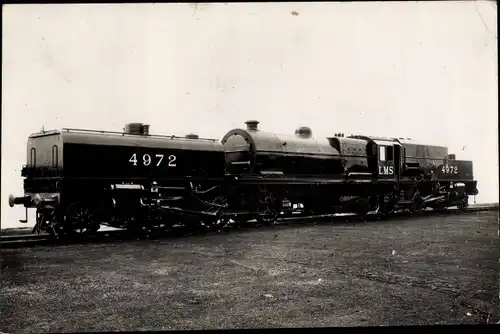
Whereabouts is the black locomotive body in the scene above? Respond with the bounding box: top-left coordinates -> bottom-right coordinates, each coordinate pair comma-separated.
222,121 -> 344,176
11,123 -> 227,235
348,135 -> 478,212
8,120 -> 480,237
221,121 -> 384,216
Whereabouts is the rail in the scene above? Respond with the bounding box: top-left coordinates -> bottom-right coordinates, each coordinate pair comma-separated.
1,204 -> 497,249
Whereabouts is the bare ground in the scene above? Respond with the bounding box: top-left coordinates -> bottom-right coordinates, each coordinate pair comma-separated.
1,210 -> 499,332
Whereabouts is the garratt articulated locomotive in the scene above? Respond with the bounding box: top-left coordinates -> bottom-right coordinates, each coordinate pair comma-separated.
8,120 -> 479,237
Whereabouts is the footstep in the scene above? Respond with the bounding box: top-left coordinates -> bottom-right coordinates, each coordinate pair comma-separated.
466,312 -> 472,316
264,294 -> 273,298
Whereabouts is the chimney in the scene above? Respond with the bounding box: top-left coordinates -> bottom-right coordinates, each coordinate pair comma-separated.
245,120 -> 259,131
295,126 -> 312,139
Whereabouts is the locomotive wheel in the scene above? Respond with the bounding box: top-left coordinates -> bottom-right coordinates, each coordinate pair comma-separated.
33,210 -> 46,235
431,201 -> 447,212
33,209 -> 61,237
457,197 -> 469,212
411,194 -> 425,214
145,219 -> 166,236
205,216 -> 231,232
257,211 -> 280,225
47,211 -> 63,237
64,202 -> 100,236
256,188 -> 282,225
354,198 -> 371,216
146,210 -> 171,235
255,186 -> 281,225
376,193 -> 396,218
257,191 -> 282,226
232,216 -> 251,229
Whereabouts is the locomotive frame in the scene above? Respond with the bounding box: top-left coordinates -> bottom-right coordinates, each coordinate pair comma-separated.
8,121 -> 479,238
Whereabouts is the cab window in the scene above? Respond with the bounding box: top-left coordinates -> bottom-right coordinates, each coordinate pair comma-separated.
379,146 -> 386,161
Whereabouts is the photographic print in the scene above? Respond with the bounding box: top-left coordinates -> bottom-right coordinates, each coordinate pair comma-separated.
1,2 -> 498,332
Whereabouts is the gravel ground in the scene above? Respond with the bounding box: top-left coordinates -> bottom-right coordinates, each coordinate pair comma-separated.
1,210 -> 499,332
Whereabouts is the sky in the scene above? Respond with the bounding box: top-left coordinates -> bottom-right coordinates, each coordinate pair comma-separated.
2,2 -> 498,229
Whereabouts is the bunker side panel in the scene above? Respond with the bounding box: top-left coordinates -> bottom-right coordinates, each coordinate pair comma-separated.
62,143 -> 226,179
435,160 -> 474,180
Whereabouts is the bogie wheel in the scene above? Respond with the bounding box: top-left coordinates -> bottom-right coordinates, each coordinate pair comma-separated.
64,202 -> 100,236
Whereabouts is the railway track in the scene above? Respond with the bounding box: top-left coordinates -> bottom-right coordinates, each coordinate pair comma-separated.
1,204 -> 497,249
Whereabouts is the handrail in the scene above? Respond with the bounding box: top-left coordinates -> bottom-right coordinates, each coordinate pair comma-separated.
60,127 -> 219,142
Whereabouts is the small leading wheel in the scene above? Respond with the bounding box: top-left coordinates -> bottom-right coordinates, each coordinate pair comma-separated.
64,202 -> 100,236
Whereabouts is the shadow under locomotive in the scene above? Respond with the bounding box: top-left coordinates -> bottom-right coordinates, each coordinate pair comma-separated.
8,121 -> 479,239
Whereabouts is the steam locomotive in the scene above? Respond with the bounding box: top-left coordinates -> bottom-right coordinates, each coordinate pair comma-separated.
8,121 -> 479,237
